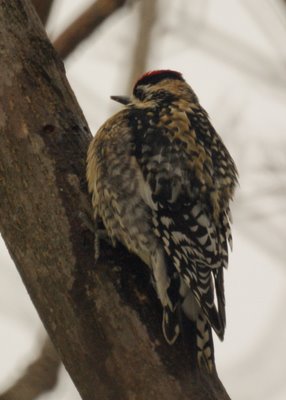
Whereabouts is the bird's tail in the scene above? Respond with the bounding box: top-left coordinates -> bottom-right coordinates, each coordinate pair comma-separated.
196,310 -> 214,372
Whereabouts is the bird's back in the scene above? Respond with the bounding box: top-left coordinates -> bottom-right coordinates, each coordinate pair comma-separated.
86,70 -> 238,371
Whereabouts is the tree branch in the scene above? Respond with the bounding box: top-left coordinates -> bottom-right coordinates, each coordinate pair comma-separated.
0,1 -> 230,399
0,337 -> 60,400
31,0 -> 54,26
53,0 -> 127,60
128,0 -> 157,90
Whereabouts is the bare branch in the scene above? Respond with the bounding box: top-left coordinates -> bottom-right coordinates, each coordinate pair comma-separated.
0,337 -> 60,400
128,0 -> 157,90
53,0 -> 127,60
31,0 -> 54,26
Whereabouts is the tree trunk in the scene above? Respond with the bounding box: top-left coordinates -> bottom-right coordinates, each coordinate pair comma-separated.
0,1 -> 231,399
31,0 -> 54,25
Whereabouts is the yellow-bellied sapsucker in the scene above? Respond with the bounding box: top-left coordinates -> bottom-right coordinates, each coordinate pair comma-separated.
86,70 -> 238,371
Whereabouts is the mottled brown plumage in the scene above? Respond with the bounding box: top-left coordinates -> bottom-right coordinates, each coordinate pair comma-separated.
87,70 -> 238,371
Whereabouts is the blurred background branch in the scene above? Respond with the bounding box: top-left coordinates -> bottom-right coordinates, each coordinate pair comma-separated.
0,337 -> 60,400
128,0 -> 157,90
53,0 -> 128,59
178,18 -> 286,90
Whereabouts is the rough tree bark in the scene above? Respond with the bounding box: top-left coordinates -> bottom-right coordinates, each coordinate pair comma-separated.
31,0 -> 54,25
0,1 -> 231,399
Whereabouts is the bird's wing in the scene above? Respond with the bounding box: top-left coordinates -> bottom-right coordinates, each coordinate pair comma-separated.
133,108 -> 231,338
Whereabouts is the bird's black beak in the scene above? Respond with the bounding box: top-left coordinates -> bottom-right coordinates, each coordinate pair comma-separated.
110,95 -> 131,105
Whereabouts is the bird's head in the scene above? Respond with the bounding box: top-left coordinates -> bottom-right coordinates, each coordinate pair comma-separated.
111,70 -> 197,108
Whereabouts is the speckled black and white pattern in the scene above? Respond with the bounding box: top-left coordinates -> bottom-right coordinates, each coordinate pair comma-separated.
87,70 -> 238,371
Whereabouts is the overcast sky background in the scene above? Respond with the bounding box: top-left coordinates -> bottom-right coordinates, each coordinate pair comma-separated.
1,0 -> 286,399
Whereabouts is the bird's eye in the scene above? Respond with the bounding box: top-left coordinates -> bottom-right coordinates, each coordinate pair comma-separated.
134,87 -> 145,101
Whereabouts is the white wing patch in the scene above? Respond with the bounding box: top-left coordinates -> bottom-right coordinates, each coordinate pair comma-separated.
171,231 -> 190,246
161,216 -> 173,228
131,156 -> 157,210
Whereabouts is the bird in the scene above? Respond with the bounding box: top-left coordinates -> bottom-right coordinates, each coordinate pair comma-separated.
86,69 -> 238,371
